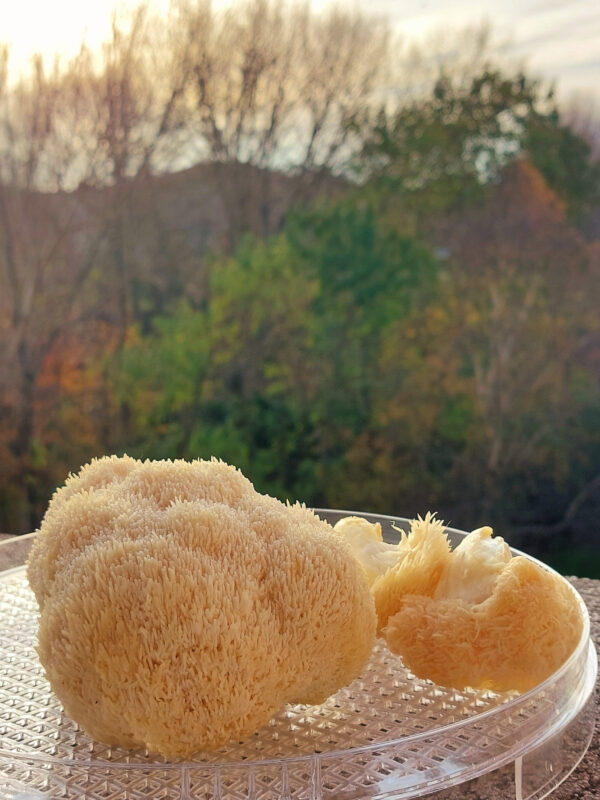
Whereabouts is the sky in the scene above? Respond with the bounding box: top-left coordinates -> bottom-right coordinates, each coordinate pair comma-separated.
365,0 -> 600,101
3,0 -> 599,103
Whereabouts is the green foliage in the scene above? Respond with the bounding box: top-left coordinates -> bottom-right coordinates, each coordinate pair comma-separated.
112,200 -> 440,508
4,63 -> 599,575
110,235 -> 320,498
361,71 -> 539,216
361,69 -> 600,231
288,202 -> 436,326
525,119 -> 600,222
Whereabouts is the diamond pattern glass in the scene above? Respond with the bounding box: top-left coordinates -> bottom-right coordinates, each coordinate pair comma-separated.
0,513 -> 596,799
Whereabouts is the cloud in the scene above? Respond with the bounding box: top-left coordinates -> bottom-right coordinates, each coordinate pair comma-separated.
362,0 -> 600,101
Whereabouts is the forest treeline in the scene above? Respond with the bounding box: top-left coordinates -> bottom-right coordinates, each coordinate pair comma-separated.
0,1 -> 599,575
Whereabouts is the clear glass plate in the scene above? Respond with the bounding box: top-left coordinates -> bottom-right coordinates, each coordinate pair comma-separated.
0,510 -> 596,800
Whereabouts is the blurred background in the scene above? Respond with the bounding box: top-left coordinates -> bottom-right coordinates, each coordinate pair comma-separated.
0,0 -> 598,575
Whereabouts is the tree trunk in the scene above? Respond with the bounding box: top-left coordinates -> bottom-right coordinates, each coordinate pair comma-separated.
9,340 -> 38,532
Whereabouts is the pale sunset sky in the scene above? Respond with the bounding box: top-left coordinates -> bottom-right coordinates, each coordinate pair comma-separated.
3,0 -> 599,103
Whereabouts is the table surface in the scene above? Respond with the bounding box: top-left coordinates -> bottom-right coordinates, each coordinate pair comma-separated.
1,533 -> 598,800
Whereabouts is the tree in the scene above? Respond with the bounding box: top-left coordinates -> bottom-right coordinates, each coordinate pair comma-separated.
111,197 -> 439,509
360,70 -> 537,218
430,160 -> 600,531
0,51 -> 112,531
113,234 -> 321,500
0,5 -> 191,529
59,5 -> 193,331
360,68 -> 600,233
562,93 -> 600,161
524,112 -> 600,225
283,199 -> 438,508
176,0 -> 390,239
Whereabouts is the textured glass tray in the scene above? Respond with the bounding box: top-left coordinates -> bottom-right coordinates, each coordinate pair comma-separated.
0,510 -> 596,800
